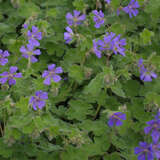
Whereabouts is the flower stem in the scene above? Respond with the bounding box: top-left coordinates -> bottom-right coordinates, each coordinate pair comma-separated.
28,56 -> 31,69
106,54 -> 110,66
81,54 -> 86,67
0,124 -> 3,136
94,103 -> 101,119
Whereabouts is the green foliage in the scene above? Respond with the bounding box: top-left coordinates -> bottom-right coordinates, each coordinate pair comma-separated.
0,0 -> 159,160
140,28 -> 154,45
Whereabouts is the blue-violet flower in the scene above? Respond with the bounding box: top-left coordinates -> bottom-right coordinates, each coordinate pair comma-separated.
111,34 -> 126,56
27,26 -> 42,47
134,142 -> 154,160
42,64 -> 63,85
144,118 -> 160,143
152,141 -> 160,159
66,10 -> 86,26
29,90 -> 48,110
93,40 -> 102,58
20,43 -> 41,63
105,0 -> 111,4
122,0 -> 140,18
108,112 -> 126,127
64,26 -> 74,43
92,10 -> 104,28
138,59 -> 157,82
0,66 -> 22,85
23,24 -> 28,29
0,50 -> 10,66
94,32 -> 126,57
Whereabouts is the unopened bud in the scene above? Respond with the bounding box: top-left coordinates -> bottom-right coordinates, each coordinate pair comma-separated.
84,68 -> 92,79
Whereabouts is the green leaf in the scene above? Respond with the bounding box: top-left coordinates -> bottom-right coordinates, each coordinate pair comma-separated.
110,23 -> 126,35
69,65 -> 84,84
22,121 -> 35,134
67,100 -> 93,121
83,73 -> 104,95
111,81 -> 126,98
18,2 -> 40,18
16,97 -> 29,113
79,120 -> 108,136
73,0 -> 86,11
47,8 -> 57,17
140,28 -> 154,45
0,139 -> 13,158
34,116 -> 46,132
103,152 -> 121,160
123,80 -> 140,97
111,0 -> 120,9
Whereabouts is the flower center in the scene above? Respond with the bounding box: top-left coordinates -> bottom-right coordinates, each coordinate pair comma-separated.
143,149 -> 149,153
73,17 -> 78,23
49,70 -> 55,76
35,96 -> 41,102
153,123 -> 158,129
97,16 -> 103,22
27,51 -> 33,56
8,73 -> 14,79
113,114 -> 121,120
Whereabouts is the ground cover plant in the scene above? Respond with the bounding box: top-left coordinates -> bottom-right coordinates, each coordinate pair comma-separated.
0,0 -> 160,159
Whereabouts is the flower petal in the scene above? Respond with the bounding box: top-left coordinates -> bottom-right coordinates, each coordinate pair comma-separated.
10,66 -> 18,73
8,78 -> 16,85
48,64 -> 55,70
44,76 -> 51,85
52,75 -> 61,82
55,67 -> 63,74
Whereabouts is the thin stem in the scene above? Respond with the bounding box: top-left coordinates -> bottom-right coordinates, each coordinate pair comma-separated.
45,0 -> 49,20
112,125 -> 119,136
38,108 -> 41,115
81,54 -> 86,67
0,124 -> 3,136
96,0 -> 98,10
106,54 -> 110,66
74,25 -> 78,34
94,104 -> 101,119
73,82 -> 78,91
27,56 -> 31,69
3,112 -> 5,136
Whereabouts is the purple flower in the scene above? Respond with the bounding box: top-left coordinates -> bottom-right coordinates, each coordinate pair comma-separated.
92,10 -> 104,28
64,26 -> 74,43
93,40 -> 102,58
66,10 -> 86,26
29,90 -> 48,110
134,142 -> 154,160
0,66 -> 22,85
96,32 -> 126,56
138,58 -> 157,82
111,35 -> 126,56
138,58 -> 145,74
42,64 -> 63,85
152,141 -> 160,159
122,0 -> 140,18
0,50 -> 10,66
117,8 -> 121,16
140,70 -> 157,82
27,26 -> 42,47
144,119 -> 160,143
105,0 -> 110,4
108,112 -> 126,127
99,32 -> 116,51
23,24 -> 28,29
155,111 -> 160,120
20,43 -> 41,63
